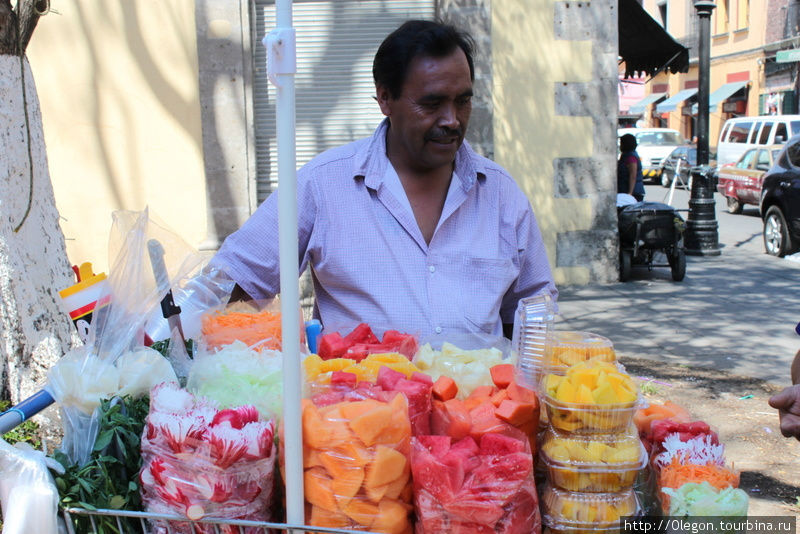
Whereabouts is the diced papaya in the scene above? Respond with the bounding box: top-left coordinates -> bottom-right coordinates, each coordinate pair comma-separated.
431,399 -> 472,440
495,399 -> 536,426
432,375 -> 459,401
343,498 -> 380,527
489,364 -> 515,389
372,498 -> 410,534
506,381 -> 538,404
349,404 -> 393,446
383,463 -> 410,499
302,400 -> 332,449
365,446 -> 407,488
365,481 -> 390,503
304,467 -> 337,513
375,394 -> 412,448
328,441 -> 372,469
469,401 -> 505,439
309,505 -> 350,528
490,388 -> 510,407
468,385 -> 498,400
340,399 -> 382,421
400,482 -> 413,503
331,466 -> 364,507
304,447 -> 323,469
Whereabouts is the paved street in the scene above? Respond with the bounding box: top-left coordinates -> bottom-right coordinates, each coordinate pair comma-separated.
557,184 -> 800,386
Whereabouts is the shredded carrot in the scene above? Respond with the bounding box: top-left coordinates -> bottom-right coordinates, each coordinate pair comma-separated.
658,457 -> 739,511
201,308 -> 283,351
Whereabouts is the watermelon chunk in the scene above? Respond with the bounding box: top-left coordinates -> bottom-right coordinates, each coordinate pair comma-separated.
330,371 -> 358,389
394,377 -> 432,435
479,433 -> 525,456
411,372 -> 434,386
376,366 -> 407,391
317,332 -> 349,360
416,435 -> 451,458
343,323 -> 380,345
382,330 -> 418,358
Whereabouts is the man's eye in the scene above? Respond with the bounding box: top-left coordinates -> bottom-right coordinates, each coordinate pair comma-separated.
457,96 -> 472,106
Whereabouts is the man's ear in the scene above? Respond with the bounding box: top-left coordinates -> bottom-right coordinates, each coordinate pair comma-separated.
376,85 -> 392,117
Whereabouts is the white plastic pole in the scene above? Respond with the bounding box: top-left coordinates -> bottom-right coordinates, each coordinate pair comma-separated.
263,2 -> 303,527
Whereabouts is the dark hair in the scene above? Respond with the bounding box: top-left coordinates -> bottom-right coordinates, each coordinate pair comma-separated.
620,133 -> 637,152
373,20 -> 475,99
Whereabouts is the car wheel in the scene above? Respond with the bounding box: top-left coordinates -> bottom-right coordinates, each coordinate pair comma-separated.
763,206 -> 795,257
726,196 -> 743,214
668,248 -> 686,282
619,250 -> 632,282
661,171 -> 672,188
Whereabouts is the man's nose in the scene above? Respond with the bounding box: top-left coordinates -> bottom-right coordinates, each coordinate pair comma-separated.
439,102 -> 459,129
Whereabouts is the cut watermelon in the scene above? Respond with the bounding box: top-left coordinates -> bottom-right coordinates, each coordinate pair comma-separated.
317,332 -> 349,360
479,433 -> 525,456
416,435 -> 451,458
394,377 -> 432,436
343,323 -> 380,345
330,371 -> 358,389
376,366 -> 407,391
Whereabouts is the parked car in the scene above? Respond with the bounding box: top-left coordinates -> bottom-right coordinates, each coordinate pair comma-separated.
716,115 -> 800,169
716,146 -> 781,214
618,128 -> 684,184
659,145 -> 696,188
760,135 -> 800,257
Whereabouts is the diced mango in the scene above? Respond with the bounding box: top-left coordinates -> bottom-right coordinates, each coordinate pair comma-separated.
304,467 -> 337,513
365,446 -> 407,488
349,404 -> 393,446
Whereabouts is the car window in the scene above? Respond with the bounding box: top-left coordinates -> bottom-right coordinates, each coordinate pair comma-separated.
756,149 -> 772,170
791,121 -> 800,137
636,131 -> 682,146
758,122 -> 774,144
737,149 -> 756,169
688,148 -> 697,162
786,140 -> 800,167
720,122 -> 732,143
774,123 -> 788,143
729,121 -> 752,143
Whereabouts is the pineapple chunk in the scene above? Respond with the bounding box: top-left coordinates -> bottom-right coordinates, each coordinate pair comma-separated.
555,379 -> 577,403
575,383 -> 595,404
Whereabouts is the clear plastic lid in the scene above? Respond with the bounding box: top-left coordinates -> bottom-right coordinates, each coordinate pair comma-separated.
543,331 -> 616,373
541,426 -> 646,468
512,294 -> 556,390
541,484 -> 640,528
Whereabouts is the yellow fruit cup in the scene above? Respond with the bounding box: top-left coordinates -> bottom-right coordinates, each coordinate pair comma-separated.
541,484 -> 639,533
544,331 -> 616,374
540,428 -> 647,492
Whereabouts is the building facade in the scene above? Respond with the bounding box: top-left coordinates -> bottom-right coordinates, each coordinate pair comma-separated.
28,0 -> 621,287
632,0 -> 800,152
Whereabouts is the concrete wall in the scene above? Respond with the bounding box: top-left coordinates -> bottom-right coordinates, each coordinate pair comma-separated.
492,0 -> 619,285
27,1 -> 207,272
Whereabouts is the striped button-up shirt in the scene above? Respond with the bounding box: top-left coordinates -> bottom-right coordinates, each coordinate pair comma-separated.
212,120 -> 557,340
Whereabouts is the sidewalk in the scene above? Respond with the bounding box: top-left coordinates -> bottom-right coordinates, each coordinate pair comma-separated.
557,203 -> 800,387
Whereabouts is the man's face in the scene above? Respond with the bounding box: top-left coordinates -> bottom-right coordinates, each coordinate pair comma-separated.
377,48 -> 473,174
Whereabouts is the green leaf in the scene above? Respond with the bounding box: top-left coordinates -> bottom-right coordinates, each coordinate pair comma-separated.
128,481 -> 138,492
93,429 -> 114,451
108,495 -> 126,509
77,501 -> 97,511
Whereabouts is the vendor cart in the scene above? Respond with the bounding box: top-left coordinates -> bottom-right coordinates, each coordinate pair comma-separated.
618,201 -> 686,282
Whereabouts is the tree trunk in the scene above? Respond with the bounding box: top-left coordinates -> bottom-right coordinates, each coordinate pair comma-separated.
0,54 -> 77,410
0,0 -> 46,55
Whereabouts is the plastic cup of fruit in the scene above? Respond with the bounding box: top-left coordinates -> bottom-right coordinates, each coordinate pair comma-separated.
541,393 -> 640,434
541,484 -> 640,534
543,331 -> 616,374
540,427 -> 647,492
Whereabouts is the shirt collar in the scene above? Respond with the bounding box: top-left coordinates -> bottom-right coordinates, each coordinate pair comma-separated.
356,118 -> 485,192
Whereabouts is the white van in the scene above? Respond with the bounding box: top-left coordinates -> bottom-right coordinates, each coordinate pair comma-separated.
618,128 -> 684,183
716,115 -> 800,168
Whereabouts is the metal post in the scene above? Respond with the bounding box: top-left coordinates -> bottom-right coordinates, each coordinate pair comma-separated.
685,0 -> 721,256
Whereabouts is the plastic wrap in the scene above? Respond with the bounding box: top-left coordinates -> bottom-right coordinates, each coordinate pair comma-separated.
45,209 -> 197,465
661,481 -> 748,517
413,336 -> 513,399
139,383 -> 276,533
186,340 -> 283,421
296,381 -> 413,533
541,361 -> 640,434
304,353 -> 421,385
0,439 -> 64,534
540,427 -> 647,492
411,433 -> 541,534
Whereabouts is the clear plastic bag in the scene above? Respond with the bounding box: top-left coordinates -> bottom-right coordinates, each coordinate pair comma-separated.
139,383 -> 276,533
45,209 -> 202,466
291,381 -> 414,532
0,439 -> 65,534
200,299 -> 306,353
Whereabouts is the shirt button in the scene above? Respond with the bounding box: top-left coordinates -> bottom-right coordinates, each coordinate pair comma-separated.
435,326 -> 442,334
429,265 -> 436,273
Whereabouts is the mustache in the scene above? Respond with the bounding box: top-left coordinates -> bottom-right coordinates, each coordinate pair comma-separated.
425,127 -> 463,141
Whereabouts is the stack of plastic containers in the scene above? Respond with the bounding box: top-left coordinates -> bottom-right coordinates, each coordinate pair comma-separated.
511,294 -> 556,393
537,332 -> 645,534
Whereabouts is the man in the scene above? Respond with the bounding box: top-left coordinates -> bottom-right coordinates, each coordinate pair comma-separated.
210,20 -> 557,339
768,346 -> 800,441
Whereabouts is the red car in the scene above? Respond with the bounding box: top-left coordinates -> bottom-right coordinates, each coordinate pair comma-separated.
716,146 -> 781,214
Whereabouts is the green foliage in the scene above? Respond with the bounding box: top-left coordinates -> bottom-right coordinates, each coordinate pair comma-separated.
53,395 -> 150,534
150,338 -> 195,360
0,399 -> 41,449
639,382 -> 660,395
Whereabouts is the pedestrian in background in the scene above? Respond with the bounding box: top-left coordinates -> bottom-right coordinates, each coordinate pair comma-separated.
617,133 -> 645,202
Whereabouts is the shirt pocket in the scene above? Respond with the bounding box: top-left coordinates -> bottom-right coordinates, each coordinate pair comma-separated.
460,256 -> 516,335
